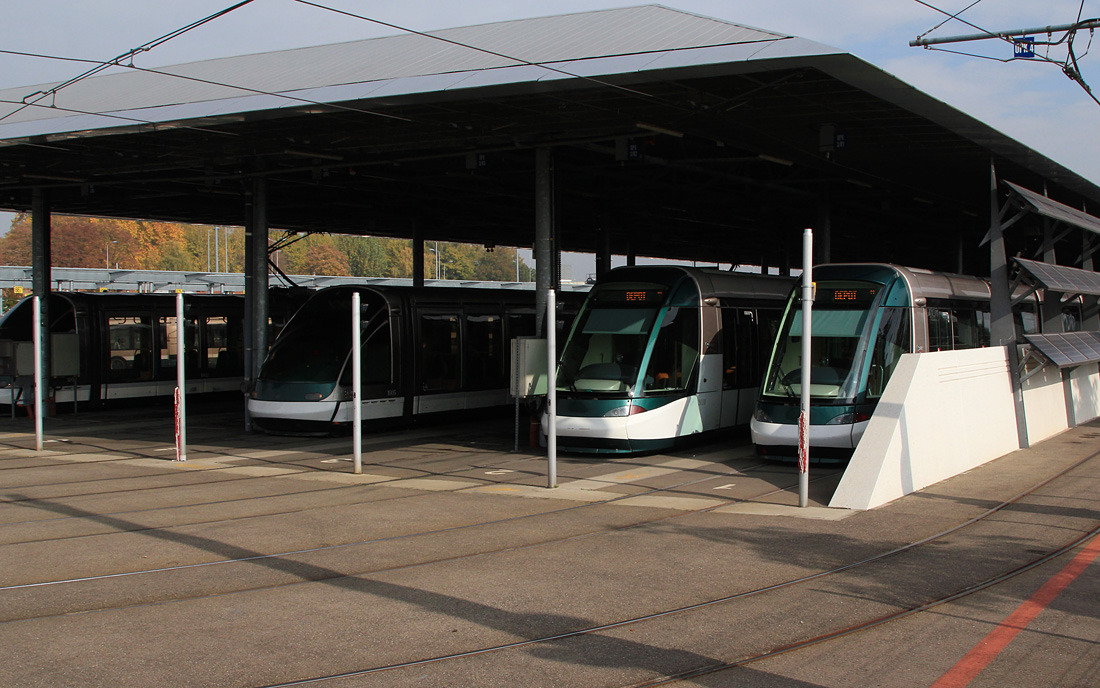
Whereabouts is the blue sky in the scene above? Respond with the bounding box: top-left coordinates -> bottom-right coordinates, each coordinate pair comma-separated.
1,1 -> 1097,273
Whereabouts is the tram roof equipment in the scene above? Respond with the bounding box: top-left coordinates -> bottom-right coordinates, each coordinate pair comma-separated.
2,6 -> 1100,271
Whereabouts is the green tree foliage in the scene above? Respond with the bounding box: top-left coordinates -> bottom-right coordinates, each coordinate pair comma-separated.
0,214 -> 535,281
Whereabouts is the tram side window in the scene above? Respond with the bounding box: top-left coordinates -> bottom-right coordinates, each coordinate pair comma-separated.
953,307 -> 991,349
107,316 -> 153,383
929,302 -> 993,351
867,308 -> 911,399
157,316 -> 198,380
465,315 -> 505,391
928,308 -> 954,352
644,307 -> 699,392
206,316 -> 243,376
1015,307 -> 1039,336
1063,304 -> 1082,332
507,313 -> 536,339
420,315 -> 461,392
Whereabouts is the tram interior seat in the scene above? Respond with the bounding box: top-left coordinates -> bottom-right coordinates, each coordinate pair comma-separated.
574,362 -> 633,392
781,366 -> 845,386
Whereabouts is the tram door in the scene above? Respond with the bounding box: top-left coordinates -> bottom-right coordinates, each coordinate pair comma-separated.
416,312 -> 462,414
719,307 -> 781,427
105,311 -> 155,399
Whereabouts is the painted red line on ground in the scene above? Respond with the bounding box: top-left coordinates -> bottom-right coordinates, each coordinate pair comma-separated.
932,535 -> 1100,688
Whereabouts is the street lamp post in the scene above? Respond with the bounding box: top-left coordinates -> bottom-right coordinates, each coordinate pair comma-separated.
106,240 -> 118,268
428,243 -> 441,280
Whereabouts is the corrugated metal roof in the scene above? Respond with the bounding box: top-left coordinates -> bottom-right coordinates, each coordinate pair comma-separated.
0,5 -> 794,135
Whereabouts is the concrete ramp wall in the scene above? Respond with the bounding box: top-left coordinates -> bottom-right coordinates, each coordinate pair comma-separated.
830,347 -> 1100,510
829,348 -> 1021,510
1021,365 -> 1070,444
1070,364 -> 1100,425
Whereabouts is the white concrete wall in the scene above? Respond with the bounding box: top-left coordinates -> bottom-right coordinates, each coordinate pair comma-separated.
829,348 -> 1021,510
1070,363 -> 1100,424
1021,366 -> 1070,444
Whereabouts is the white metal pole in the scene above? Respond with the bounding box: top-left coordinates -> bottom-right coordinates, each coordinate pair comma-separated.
175,292 -> 187,462
214,227 -> 219,272
799,229 -> 814,507
546,288 -> 557,488
32,295 -> 43,451
351,291 -> 363,474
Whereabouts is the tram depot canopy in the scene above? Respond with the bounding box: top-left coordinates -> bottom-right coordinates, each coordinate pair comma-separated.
1,4 -> 1100,273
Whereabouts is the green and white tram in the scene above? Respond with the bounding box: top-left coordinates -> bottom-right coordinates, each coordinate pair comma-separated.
545,265 -> 792,454
750,263 -> 1051,459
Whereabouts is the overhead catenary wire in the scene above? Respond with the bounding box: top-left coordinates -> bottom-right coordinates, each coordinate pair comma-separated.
291,0 -> 660,103
0,0 -> 708,152
911,0 -> 1100,106
0,50 -> 415,131
0,0 -> 259,125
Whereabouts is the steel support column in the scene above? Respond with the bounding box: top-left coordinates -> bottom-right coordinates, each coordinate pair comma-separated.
988,162 -> 1028,449
1084,235 -> 1099,329
31,188 -> 50,402
243,177 -> 270,429
1041,219 -> 1063,333
534,148 -> 555,336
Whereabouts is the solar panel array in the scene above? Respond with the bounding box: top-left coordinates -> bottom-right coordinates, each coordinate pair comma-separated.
1005,181 -> 1100,237
1024,332 -> 1100,368
1014,258 -> 1100,296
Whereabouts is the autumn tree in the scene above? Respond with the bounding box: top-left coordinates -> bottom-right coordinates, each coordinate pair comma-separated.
301,237 -> 351,275
0,214 -> 535,280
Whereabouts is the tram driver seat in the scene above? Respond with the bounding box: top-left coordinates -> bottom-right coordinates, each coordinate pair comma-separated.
131,352 -> 149,380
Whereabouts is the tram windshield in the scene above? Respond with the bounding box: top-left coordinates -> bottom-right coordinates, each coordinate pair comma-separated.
763,282 -> 879,401
260,295 -> 351,386
556,282 -> 668,394
259,288 -> 393,394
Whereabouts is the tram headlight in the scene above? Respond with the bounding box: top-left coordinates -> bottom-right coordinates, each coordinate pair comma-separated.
752,408 -> 772,423
603,405 -> 647,417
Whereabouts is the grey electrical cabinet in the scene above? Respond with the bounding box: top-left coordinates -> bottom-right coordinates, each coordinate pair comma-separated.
13,334 -> 81,377
510,337 -> 549,398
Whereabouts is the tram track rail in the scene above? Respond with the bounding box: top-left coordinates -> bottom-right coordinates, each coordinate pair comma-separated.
234,446 -> 1100,688
628,523 -> 1100,687
0,463 -> 833,616
0,422 -> 550,497
0,439 -> 780,534
0,453 -> 770,533
0,458 -> 779,546
2,416 -> 1096,687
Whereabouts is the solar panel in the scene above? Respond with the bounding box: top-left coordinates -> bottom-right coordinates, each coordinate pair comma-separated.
1014,258 -> 1100,297
1006,181 -> 1100,238
1024,332 -> 1100,368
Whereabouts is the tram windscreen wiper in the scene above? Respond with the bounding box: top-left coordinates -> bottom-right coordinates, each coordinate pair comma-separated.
773,365 -> 796,398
